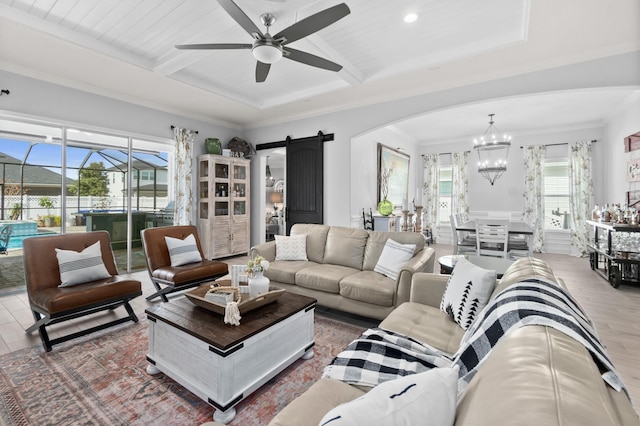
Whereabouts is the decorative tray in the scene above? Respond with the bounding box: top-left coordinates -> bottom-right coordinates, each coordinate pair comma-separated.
185,285 -> 285,316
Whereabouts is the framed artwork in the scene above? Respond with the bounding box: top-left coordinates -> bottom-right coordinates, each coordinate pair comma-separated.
377,143 -> 410,208
628,158 -> 640,182
624,131 -> 640,152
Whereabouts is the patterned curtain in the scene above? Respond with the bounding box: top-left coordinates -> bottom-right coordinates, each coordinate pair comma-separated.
423,154 -> 440,242
173,127 -> 196,225
569,140 -> 593,256
451,151 -> 469,218
523,145 -> 546,252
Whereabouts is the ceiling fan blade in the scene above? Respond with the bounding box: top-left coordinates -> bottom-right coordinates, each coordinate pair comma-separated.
284,47 -> 342,72
175,43 -> 252,50
274,3 -> 350,45
256,61 -> 271,83
217,0 -> 264,39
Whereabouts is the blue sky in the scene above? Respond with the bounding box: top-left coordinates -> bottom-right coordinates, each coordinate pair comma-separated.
0,138 -> 168,179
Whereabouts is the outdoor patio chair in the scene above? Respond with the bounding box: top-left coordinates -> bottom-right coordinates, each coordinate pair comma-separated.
23,231 -> 142,352
141,225 -> 228,302
0,224 -> 12,255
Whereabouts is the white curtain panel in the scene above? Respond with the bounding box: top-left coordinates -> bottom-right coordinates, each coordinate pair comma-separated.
523,145 -> 546,252
423,154 -> 440,242
569,140 -> 594,257
173,127 -> 195,226
451,151 -> 469,218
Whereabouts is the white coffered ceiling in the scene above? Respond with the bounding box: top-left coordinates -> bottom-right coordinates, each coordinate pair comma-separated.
0,0 -> 639,134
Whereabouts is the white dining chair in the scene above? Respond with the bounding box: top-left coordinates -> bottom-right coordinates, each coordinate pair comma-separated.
508,219 -> 536,259
476,219 -> 509,258
450,214 -> 475,255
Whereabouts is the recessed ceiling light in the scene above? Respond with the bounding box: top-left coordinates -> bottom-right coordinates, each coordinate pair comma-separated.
404,13 -> 418,23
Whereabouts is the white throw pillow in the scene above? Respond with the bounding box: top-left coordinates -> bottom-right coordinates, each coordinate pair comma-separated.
373,239 -> 416,281
318,366 -> 458,426
275,234 -> 308,261
165,234 -> 202,266
440,257 -> 496,330
55,241 -> 111,287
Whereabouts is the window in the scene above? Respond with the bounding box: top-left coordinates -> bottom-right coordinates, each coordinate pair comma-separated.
544,161 -> 571,229
439,167 -> 452,221
141,170 -> 155,181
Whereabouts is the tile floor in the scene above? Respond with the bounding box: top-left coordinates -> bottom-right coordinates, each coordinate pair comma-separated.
1,245 -> 639,414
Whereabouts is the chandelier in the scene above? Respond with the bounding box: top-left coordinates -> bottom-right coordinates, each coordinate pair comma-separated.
473,114 -> 511,185
265,156 -> 275,187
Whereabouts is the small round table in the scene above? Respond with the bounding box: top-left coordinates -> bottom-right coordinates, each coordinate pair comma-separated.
438,255 -> 514,278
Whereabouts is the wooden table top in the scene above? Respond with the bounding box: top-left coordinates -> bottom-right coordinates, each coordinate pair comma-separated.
146,290 -> 316,351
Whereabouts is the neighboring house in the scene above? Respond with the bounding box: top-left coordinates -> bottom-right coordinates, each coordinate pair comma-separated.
106,160 -> 168,199
0,151 -> 75,196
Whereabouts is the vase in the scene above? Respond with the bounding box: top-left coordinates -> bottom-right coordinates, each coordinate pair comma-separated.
377,198 -> 393,216
249,271 -> 270,298
205,138 -> 222,155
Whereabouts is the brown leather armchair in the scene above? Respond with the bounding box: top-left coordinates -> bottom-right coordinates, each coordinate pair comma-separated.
23,231 -> 142,352
141,225 -> 228,302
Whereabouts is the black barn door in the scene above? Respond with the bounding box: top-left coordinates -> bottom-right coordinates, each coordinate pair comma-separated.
285,135 -> 323,234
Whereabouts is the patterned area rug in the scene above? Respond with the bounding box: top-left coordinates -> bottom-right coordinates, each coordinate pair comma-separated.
0,315 -> 365,425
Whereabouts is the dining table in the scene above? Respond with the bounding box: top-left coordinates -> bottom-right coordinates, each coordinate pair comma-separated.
457,220 -> 534,256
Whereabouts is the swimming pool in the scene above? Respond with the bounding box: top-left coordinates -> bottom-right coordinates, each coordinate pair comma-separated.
6,231 -> 58,250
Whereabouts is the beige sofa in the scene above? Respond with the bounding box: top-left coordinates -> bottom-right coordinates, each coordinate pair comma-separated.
269,257 -> 640,426
250,224 -> 435,321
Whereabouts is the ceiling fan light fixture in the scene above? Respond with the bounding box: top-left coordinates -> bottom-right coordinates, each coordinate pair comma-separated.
252,41 -> 283,64
404,13 -> 418,23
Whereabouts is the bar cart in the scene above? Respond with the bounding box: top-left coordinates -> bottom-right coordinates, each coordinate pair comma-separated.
587,219 -> 640,288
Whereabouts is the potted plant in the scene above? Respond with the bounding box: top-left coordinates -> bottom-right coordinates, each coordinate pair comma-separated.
38,196 -> 56,227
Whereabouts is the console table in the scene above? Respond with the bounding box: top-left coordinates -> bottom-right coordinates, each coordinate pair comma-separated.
587,219 -> 640,288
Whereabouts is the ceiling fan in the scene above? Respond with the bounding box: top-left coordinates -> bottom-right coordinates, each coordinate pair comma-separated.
176,0 -> 350,82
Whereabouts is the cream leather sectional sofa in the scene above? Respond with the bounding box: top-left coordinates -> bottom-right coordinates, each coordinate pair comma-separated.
250,223 -> 435,321
268,257 -> 640,426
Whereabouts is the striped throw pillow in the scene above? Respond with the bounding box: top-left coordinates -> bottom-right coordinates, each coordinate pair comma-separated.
55,241 -> 111,287
165,234 -> 203,266
373,239 -> 416,281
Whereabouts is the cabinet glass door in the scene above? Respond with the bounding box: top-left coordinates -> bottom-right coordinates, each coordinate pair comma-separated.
233,164 -> 246,180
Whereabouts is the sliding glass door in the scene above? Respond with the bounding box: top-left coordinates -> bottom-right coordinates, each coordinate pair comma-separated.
0,116 -> 171,292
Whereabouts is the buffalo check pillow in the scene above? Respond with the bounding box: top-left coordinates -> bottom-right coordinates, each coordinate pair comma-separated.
165,234 -> 203,266
373,239 -> 416,281
275,234 -> 308,261
440,257 -> 496,330
318,366 -> 458,426
55,241 -> 111,287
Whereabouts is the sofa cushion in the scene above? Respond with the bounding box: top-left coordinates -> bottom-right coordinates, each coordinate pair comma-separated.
323,227 -> 369,270
291,223 -> 330,263
440,257 -> 496,330
269,378 -> 366,426
296,264 -> 359,294
275,234 -> 308,261
318,366 -> 458,426
456,325 -> 639,426
363,231 -> 425,271
373,239 -> 416,280
339,271 -> 396,307
493,256 -> 559,297
380,302 -> 464,355
265,261 -> 317,285
55,241 -> 112,287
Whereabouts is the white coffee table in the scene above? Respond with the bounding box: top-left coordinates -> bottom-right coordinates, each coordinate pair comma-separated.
145,291 -> 316,424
